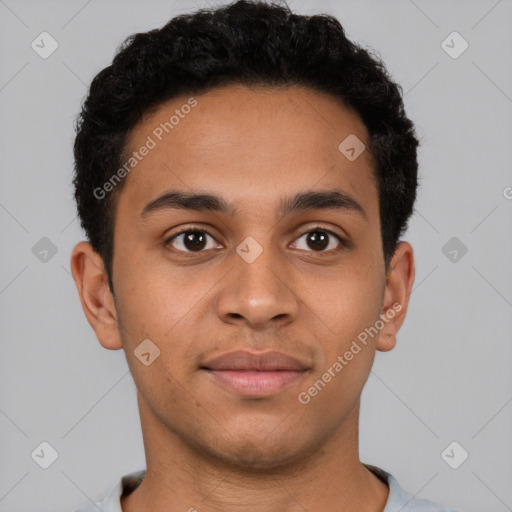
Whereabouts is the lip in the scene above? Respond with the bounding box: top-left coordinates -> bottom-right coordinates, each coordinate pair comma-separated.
201,350 -> 309,397
202,350 -> 308,371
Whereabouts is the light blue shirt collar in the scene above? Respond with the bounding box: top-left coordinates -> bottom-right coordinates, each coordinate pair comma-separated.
76,464 -> 459,512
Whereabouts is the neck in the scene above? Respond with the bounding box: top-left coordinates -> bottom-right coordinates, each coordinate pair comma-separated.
121,393 -> 389,512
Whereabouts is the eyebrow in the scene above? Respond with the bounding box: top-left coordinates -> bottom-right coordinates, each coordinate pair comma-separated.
140,188 -> 367,221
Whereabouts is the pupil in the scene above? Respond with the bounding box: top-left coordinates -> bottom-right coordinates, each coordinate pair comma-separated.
308,231 -> 328,251
184,231 -> 206,251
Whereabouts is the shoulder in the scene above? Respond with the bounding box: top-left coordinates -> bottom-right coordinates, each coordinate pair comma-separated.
73,469 -> 146,512
364,464 -> 462,512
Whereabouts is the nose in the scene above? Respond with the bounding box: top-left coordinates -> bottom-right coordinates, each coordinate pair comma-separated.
215,244 -> 299,330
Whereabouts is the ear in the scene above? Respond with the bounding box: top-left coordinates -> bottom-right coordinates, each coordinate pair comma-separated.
377,241 -> 415,352
70,241 -> 123,350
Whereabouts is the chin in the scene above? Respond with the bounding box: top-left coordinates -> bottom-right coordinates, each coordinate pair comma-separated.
214,444 -> 301,471
195,429 -> 320,473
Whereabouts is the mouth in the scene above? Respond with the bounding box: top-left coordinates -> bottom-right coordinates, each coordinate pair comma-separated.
202,368 -> 307,397
200,350 -> 309,398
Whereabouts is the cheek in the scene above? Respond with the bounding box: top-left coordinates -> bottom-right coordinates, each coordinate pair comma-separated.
112,256 -> 215,391
115,278 -> 201,407
113,251 -> 206,340
295,263 -> 382,407
303,262 -> 383,345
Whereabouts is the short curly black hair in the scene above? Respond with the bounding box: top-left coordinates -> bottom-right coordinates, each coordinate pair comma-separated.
73,0 -> 419,292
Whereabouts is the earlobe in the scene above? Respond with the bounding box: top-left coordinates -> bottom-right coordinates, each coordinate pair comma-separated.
376,241 -> 415,352
70,241 -> 123,350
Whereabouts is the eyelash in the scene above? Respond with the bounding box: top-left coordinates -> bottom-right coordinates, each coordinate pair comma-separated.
164,226 -> 348,256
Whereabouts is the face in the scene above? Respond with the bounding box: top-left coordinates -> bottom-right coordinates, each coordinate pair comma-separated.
73,84 -> 414,470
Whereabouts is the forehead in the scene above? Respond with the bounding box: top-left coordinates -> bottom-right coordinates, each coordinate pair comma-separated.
118,84 -> 378,221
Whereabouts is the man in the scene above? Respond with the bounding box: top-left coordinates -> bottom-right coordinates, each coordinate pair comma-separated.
70,1 -> 459,510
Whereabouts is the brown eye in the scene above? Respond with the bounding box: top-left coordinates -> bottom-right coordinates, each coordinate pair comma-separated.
182,231 -> 207,251
166,230 -> 220,253
306,231 -> 329,251
292,229 -> 344,252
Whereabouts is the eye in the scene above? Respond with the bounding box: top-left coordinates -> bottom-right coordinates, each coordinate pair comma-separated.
165,229 -> 221,253
164,226 -> 347,256
291,228 -> 346,253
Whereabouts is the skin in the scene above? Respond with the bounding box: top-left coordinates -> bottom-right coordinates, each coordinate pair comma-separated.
71,84 -> 415,512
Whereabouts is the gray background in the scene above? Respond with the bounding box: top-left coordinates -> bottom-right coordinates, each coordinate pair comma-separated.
1,0 -> 511,511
